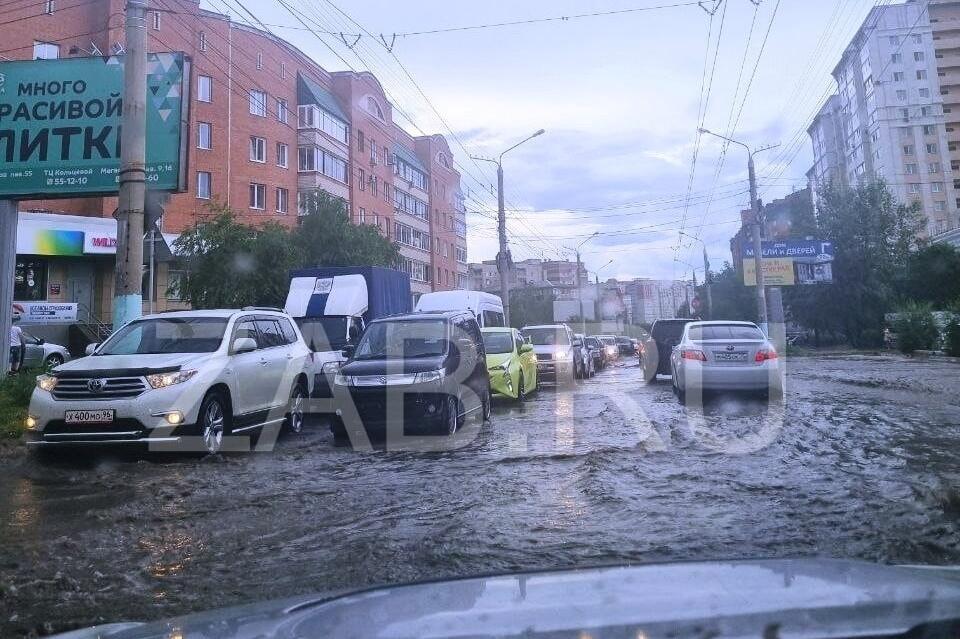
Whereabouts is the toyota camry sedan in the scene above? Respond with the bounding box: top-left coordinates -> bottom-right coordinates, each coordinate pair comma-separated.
670,321 -> 782,404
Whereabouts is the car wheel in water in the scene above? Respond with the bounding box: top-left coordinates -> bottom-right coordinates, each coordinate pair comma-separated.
444,394 -> 460,435
482,388 -> 492,421
199,391 -> 228,455
328,416 -> 348,443
284,382 -> 306,434
44,353 -> 64,369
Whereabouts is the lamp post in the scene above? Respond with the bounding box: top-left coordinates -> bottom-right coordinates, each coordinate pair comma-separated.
589,259 -> 614,327
679,230 -> 712,319
471,129 -> 546,326
697,128 -> 779,334
565,232 -> 598,335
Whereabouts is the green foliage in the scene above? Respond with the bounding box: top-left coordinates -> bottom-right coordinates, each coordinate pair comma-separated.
704,262 -> 756,322
899,243 -> 960,309
892,302 -> 940,354
173,194 -> 401,309
945,319 -> 960,357
0,370 -> 37,439
812,180 -> 925,347
509,290 -> 555,328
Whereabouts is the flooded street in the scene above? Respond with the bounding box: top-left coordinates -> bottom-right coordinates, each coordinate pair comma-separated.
2,354 -> 960,636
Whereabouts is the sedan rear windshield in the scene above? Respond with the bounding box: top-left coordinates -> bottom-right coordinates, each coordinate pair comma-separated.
482,332 -> 514,354
97,317 -> 228,354
687,325 -> 764,341
522,328 -> 570,346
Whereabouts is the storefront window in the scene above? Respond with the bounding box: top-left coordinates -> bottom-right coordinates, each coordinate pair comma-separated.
14,258 -> 47,301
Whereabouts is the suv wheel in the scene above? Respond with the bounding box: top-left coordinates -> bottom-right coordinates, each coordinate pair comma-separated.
284,382 -> 306,434
444,394 -> 461,435
199,391 -> 228,455
482,388 -> 492,421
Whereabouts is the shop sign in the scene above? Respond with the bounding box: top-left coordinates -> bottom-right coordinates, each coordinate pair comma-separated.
12,301 -> 78,323
0,52 -> 188,198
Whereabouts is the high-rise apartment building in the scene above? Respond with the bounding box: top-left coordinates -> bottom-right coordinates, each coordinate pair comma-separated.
5,0 -> 468,324
810,0 -> 958,235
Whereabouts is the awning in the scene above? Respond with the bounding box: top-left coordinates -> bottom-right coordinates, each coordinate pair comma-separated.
16,211 -> 181,262
297,73 -> 348,123
393,143 -> 427,173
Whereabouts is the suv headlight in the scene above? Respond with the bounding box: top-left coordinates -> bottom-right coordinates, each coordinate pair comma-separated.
146,369 -> 198,389
414,369 -> 444,384
36,374 -> 57,392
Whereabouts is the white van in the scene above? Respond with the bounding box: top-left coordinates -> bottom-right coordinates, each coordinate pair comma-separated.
414,291 -> 505,328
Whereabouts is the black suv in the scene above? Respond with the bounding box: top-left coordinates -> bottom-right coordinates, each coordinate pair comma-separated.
641,318 -> 696,382
331,311 -> 491,438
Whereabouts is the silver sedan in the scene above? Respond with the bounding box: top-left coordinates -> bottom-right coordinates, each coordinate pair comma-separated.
670,321 -> 782,403
21,330 -> 70,369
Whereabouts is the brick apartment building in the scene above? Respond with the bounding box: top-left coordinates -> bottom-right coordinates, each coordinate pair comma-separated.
6,0 -> 468,327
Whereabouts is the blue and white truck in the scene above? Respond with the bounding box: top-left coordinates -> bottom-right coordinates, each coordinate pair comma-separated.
284,266 -> 411,398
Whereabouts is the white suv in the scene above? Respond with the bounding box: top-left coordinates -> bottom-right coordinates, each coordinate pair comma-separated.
25,309 -> 311,454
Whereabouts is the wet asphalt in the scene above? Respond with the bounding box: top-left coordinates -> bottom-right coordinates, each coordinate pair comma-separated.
1,353 -> 959,637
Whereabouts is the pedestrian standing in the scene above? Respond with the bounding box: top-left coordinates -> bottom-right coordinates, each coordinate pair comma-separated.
9,315 -> 23,374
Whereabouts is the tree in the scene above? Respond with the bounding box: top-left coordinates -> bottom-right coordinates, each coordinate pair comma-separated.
703,262 -> 757,323
899,243 -> 960,309
811,180 -> 925,347
892,302 -> 940,354
295,190 -> 400,268
172,204 -> 299,308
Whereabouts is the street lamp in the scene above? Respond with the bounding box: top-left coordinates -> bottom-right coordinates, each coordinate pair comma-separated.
696,128 -> 779,333
678,230 -> 712,319
588,259 -> 614,329
564,231 -> 598,335
471,128 -> 546,326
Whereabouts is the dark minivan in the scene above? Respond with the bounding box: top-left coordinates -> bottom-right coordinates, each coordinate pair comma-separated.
641,318 -> 696,382
330,310 -> 491,437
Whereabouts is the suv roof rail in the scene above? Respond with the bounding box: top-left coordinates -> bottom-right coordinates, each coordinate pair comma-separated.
241,306 -> 284,312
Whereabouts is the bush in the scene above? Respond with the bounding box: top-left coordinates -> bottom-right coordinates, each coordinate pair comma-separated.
892,304 -> 940,354
0,369 -> 37,439
946,319 -> 960,357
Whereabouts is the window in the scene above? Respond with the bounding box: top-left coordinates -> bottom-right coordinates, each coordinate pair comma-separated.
914,51 -> 925,62
358,168 -> 365,190
903,144 -> 914,155
257,52 -> 263,70
276,187 -> 289,214
249,136 -> 266,163
296,105 -> 347,142
921,106 -> 933,117
932,182 -> 944,193
893,71 -> 905,82
14,258 -> 47,301
906,163 -> 918,175
456,246 -> 467,263
927,143 -> 938,154
249,90 -> 267,117
366,96 -> 384,119
281,63 -> 286,80
891,52 -> 902,64
255,319 -> 284,348
166,270 -> 185,301
277,99 -> 288,124
358,207 -> 366,223
297,146 -> 348,182
889,36 -> 900,45
923,124 -> 935,135
394,159 -> 428,190
196,122 -> 212,150
357,129 -> 365,152
919,88 -> 930,98
909,183 -> 921,194
929,162 -> 941,174
199,31 -> 207,52
370,141 -> 378,165
901,127 -> 913,138
277,143 -> 288,168
249,183 -> 266,210
197,75 -> 212,102
917,70 -> 927,80
371,176 -> 378,197
32,41 -> 59,60
935,201 -> 946,212
383,183 -> 391,203
393,187 -> 428,220
197,171 -> 211,199
897,90 -> 907,101
151,10 -> 160,29
913,34 -> 922,44
44,0 -> 54,13
901,108 -> 910,122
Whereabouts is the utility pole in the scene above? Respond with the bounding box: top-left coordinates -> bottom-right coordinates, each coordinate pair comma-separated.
697,129 -> 778,335
113,0 -> 148,329
471,128 -> 545,327
565,231 -> 597,335
702,245 -> 712,320
0,200 -> 17,375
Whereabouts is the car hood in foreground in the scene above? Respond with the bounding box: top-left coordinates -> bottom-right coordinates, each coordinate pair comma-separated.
52,559 -> 960,639
340,355 -> 447,376
53,353 -> 216,376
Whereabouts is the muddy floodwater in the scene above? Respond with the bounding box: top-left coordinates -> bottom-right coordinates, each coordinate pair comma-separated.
2,354 -> 959,636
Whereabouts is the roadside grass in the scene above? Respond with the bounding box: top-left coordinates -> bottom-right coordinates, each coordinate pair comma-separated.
0,370 -> 36,439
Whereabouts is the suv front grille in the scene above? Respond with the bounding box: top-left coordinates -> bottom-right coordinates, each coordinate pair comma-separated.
52,377 -> 148,401
536,353 -> 553,361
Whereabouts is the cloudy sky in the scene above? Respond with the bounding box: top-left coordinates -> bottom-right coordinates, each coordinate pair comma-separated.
211,0 -> 875,281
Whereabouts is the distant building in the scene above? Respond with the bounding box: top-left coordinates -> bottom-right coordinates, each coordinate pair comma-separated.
466,258 -> 587,293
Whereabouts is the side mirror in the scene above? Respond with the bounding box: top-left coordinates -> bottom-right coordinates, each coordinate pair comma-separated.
37,338 -> 45,345
84,343 -> 98,356
520,343 -> 533,353
341,344 -> 356,359
232,337 -> 258,354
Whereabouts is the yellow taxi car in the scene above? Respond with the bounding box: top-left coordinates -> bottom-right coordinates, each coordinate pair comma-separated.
481,327 -> 538,401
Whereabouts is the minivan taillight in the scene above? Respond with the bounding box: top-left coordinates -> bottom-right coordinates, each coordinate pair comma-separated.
681,349 -> 707,361
755,348 -> 778,362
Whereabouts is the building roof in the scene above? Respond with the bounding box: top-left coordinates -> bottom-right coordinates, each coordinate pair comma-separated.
297,74 -> 348,122
393,143 -> 427,173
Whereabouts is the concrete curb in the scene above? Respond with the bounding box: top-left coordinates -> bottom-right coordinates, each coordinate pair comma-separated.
912,350 -> 960,363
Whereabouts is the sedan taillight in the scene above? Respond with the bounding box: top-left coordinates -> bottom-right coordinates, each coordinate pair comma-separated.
755,348 -> 778,362
681,349 -> 707,361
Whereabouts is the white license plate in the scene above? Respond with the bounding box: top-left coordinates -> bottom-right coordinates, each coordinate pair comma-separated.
65,409 -> 115,424
713,351 -> 748,362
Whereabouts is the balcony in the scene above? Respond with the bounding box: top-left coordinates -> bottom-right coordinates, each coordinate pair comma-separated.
933,32 -> 960,51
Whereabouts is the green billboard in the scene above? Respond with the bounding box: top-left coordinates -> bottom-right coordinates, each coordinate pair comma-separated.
0,52 -> 188,198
